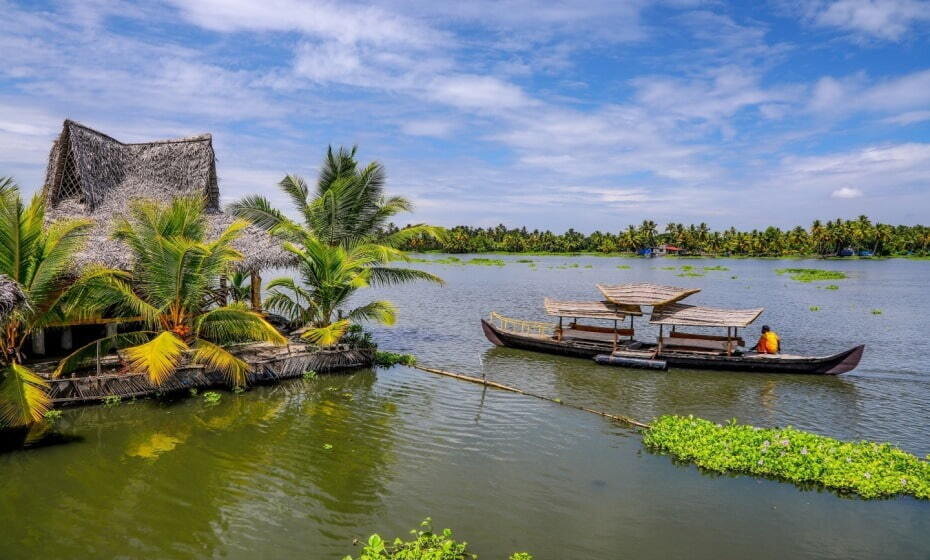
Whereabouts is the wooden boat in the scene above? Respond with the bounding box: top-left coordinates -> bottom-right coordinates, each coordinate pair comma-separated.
482,283 -> 865,375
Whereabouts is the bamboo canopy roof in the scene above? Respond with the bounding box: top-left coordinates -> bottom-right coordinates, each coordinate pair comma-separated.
649,303 -> 764,328
42,120 -> 293,273
543,298 -> 642,320
596,283 -> 701,307
0,275 -> 26,316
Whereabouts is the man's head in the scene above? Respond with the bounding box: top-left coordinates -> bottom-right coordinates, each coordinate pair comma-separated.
761,325 -> 771,333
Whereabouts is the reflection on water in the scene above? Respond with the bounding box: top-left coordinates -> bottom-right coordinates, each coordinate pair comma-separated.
1,256 -> 929,559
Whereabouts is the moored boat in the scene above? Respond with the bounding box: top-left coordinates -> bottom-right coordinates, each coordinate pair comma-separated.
482,283 -> 864,375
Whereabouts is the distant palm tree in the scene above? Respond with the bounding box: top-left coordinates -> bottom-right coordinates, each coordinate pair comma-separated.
56,197 -> 285,387
230,146 -> 444,344
0,178 -> 119,425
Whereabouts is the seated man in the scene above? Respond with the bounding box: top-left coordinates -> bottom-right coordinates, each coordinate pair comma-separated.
754,325 -> 780,354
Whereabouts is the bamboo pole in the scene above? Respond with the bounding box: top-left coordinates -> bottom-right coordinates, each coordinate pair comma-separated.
250,271 -> 262,312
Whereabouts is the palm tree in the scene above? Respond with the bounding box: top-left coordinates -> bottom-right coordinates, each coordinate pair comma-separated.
230,146 -> 444,343
0,178 -> 117,425
56,197 -> 286,388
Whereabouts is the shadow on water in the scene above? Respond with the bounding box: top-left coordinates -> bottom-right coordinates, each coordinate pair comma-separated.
0,424 -> 85,453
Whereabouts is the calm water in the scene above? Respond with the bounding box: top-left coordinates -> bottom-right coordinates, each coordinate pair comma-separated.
2,256 -> 929,559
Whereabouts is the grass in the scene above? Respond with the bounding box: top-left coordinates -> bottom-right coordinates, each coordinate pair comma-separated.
776,268 -> 848,282
643,415 -> 930,499
374,351 -> 417,367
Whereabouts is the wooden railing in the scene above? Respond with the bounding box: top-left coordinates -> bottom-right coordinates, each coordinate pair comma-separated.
488,312 -> 555,336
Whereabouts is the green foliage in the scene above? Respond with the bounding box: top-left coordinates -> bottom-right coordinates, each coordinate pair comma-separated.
202,391 -> 221,405
509,554 -> 533,560
776,268 -> 848,282
809,306 -> 820,311
375,352 -> 417,367
303,370 -> 318,380
343,519 -> 471,560
871,309 -> 883,315
466,258 -> 505,266
643,415 -> 930,499
43,409 -> 62,422
823,284 -> 840,290
102,395 -> 121,407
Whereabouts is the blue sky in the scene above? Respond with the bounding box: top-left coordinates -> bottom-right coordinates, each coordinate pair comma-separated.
2,0 -> 929,231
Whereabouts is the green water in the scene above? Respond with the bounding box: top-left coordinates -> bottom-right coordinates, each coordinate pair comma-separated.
2,256 -> 929,559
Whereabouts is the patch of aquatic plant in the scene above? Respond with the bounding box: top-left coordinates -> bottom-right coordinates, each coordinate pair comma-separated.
343,518 -> 534,560
822,285 -> 840,290
232,386 -> 245,394
103,395 -> 121,407
466,258 -> 505,266
189,388 -> 198,397
871,309 -> 883,315
776,268 -> 848,283
809,306 -> 820,312
323,443 -> 334,450
660,266 -> 677,270
703,265 -> 729,271
202,391 -> 221,405
730,275 -> 738,279
677,272 -> 705,277
515,258 -> 534,263
583,265 -> 593,269
43,409 -> 62,422
643,415 -> 930,499
303,369 -> 318,380
616,264 -> 631,269
375,351 -> 417,367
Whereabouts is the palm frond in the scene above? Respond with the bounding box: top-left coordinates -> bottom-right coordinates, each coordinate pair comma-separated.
0,363 -> 51,426
196,303 -> 287,345
346,300 -> 396,326
300,319 -> 350,346
123,331 -> 189,386
191,339 -> 250,388
368,266 -> 445,286
53,331 -> 156,378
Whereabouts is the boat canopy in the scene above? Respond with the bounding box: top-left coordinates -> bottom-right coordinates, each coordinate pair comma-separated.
544,298 -> 642,320
597,283 -> 700,307
649,303 -> 764,328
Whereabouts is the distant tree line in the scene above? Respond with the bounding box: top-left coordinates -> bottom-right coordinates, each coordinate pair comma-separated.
386,216 -> 930,256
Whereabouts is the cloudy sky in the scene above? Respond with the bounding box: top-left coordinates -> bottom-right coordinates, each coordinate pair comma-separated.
2,0 -> 929,231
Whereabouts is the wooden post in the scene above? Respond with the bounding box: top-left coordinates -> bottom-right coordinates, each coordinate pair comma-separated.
726,327 -> 732,356
629,315 -> 634,340
61,327 -> 73,351
250,271 -> 262,312
106,323 -> 118,338
31,329 -> 46,356
219,275 -> 228,305
658,324 -> 663,355
557,316 -> 563,341
95,340 -> 102,376
612,319 -> 618,352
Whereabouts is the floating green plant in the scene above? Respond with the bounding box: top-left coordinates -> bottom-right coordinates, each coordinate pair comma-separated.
776,268 -> 848,282
703,265 -> 729,271
730,275 -> 738,279
871,309 -> 883,315
643,415 -> 930,499
466,258 -> 505,266
375,351 -> 417,367
660,266 -> 677,270
677,272 -> 705,277
616,264 -> 632,269
823,285 -> 840,290
516,258 -> 534,263
323,443 -> 333,450
103,395 -> 121,407
303,370 -> 318,380
202,391 -> 221,405
809,306 -> 820,311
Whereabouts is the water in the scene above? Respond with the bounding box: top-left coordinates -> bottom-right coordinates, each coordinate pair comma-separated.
1,256 -> 929,559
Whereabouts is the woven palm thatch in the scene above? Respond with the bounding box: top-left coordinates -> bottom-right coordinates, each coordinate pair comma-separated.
0,275 -> 26,316
543,298 -> 642,319
43,120 -> 292,272
596,283 -> 700,306
649,303 -> 764,328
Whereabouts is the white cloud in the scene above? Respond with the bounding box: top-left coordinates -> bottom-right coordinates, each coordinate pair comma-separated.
831,186 -> 864,198
401,119 -> 456,138
882,110 -> 930,125
806,0 -> 930,40
426,75 -> 533,110
808,69 -> 930,117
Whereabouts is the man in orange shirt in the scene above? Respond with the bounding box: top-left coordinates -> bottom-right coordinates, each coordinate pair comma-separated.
754,325 -> 780,354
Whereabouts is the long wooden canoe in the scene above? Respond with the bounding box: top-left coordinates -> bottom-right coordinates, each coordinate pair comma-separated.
481,318 -> 864,375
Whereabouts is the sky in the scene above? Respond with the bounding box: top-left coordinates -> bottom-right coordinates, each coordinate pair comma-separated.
1,0 -> 929,232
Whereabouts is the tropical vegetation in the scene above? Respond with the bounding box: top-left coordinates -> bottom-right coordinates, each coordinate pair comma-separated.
391,216 -> 930,257
643,415 -> 930,499
0,178 -> 120,426
54,196 -> 286,388
343,518 -> 533,560
231,146 -> 444,345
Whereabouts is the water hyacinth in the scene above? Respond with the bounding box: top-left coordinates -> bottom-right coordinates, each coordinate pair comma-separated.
642,415 -> 930,499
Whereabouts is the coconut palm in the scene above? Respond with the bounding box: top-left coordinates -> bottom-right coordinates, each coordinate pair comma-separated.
0,178 -> 119,425
230,146 -> 443,343
56,197 -> 286,387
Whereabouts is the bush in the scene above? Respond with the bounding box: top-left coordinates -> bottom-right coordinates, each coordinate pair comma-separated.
643,415 -> 930,499
375,351 -> 417,367
343,519 -> 532,560
43,409 -> 63,422
342,324 -> 377,349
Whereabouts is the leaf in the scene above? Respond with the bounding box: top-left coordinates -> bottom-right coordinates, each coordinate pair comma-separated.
123,331 -> 189,386
0,363 -> 51,426
301,319 -> 350,346
191,339 -> 251,388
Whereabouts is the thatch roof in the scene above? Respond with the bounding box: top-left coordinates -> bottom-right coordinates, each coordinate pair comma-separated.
543,298 -> 642,320
43,120 -> 292,273
0,275 -> 26,316
597,283 -> 700,307
649,303 -> 764,328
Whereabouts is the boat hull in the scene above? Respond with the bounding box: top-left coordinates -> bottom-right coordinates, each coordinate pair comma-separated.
481,319 -> 864,375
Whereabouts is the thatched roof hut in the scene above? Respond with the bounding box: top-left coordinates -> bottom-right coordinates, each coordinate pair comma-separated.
0,275 -> 26,316
43,120 -> 291,273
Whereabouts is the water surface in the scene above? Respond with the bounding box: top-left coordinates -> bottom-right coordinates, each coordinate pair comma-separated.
1,256 -> 928,559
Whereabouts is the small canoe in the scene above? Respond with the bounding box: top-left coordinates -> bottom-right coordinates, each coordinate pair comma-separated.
481,319 -> 864,375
